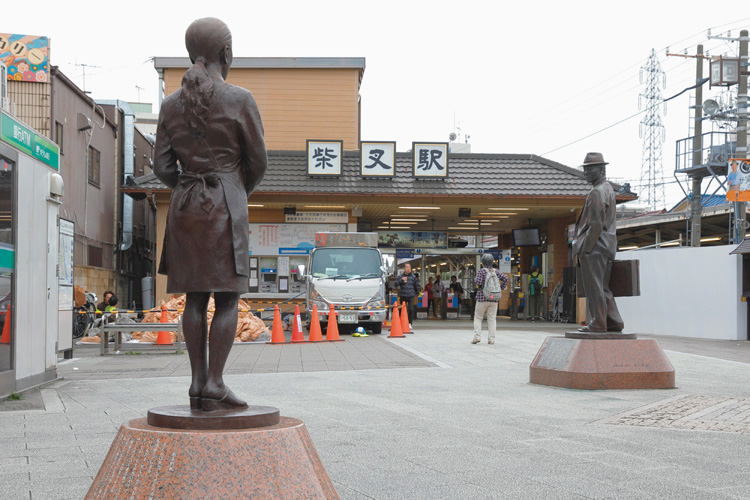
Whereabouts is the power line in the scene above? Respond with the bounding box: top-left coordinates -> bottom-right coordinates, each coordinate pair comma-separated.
542,77 -> 709,156
521,20 -> 750,137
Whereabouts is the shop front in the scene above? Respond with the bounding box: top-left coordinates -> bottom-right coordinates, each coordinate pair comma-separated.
0,111 -> 63,397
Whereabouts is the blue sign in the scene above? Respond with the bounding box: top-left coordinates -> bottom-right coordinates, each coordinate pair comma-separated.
395,249 -> 414,259
279,247 -> 312,255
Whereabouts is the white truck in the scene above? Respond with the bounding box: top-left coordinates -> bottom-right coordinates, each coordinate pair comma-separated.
299,232 -> 389,334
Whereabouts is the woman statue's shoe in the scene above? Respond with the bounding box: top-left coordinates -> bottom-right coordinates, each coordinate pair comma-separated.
201,387 -> 249,412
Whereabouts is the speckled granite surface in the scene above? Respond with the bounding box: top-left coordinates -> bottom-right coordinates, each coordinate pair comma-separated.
529,337 -> 675,390
86,417 -> 339,499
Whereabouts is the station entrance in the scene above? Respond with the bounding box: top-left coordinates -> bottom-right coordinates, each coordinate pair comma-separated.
383,248 -> 510,321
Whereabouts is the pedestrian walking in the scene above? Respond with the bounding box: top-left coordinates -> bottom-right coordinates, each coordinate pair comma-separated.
472,254 -> 508,344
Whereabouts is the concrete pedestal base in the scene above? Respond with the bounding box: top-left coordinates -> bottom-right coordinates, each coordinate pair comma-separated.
85,417 -> 339,499
529,336 -> 675,390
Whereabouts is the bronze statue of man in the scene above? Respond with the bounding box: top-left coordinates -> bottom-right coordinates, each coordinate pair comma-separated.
572,152 -> 624,333
154,18 -> 268,411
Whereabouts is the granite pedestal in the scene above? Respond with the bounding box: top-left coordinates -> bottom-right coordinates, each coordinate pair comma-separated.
86,411 -> 339,499
529,334 -> 675,390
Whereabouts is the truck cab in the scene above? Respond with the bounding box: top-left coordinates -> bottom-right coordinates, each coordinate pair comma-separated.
300,233 -> 388,334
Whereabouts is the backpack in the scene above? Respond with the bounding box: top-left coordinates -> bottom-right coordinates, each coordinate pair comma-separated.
483,268 -> 502,300
529,273 -> 541,296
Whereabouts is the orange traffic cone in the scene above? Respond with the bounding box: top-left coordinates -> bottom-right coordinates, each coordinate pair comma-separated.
290,305 -> 306,343
388,304 -> 404,338
325,308 -> 344,342
268,305 -> 287,344
400,302 -> 412,334
155,304 -> 173,345
308,305 -> 324,342
0,303 -> 10,344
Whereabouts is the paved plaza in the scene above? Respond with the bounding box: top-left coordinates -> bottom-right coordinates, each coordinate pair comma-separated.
1,319 -> 749,499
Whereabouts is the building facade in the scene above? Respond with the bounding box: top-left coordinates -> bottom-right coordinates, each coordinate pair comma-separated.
131,57 -> 636,318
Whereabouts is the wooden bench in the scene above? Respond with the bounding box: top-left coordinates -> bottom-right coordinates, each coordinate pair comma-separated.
100,317 -> 183,355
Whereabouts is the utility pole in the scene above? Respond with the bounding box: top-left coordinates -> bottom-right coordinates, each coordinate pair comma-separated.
735,30 -> 748,243
691,45 -> 704,247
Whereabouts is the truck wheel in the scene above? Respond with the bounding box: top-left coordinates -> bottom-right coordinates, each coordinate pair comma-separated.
371,323 -> 382,335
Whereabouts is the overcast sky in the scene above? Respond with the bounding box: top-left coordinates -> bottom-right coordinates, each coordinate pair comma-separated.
9,1 -> 750,208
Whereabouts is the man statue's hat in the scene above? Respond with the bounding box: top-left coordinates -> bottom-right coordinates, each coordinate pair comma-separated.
580,152 -> 608,168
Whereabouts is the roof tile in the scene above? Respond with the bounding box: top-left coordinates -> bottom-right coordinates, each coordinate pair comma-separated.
131,151 -> 614,199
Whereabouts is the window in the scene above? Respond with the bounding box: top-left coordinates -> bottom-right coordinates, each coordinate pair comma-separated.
87,245 -> 103,268
88,146 -> 100,186
55,122 -> 63,154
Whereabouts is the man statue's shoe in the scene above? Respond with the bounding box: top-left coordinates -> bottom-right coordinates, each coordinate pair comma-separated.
577,326 -> 606,333
607,324 -> 625,332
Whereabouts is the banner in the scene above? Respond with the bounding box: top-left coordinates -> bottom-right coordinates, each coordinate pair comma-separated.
377,231 -> 448,249
726,158 -> 750,202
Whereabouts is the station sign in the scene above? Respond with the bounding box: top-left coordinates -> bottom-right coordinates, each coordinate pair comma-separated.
307,140 -> 342,176
361,141 -> 396,177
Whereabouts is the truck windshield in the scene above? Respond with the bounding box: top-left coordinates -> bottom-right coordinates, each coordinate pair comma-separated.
311,248 -> 382,278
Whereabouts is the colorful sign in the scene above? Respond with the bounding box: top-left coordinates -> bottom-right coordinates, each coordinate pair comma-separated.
0,34 -> 49,83
0,112 -> 59,170
726,158 -> 750,201
377,231 -> 448,249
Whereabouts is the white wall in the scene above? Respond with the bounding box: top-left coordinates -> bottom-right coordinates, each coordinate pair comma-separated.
15,154 -> 58,384
616,245 -> 747,340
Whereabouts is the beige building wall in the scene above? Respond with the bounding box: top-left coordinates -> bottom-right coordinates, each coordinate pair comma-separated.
162,67 -> 361,151
75,266 -> 118,302
7,80 -> 51,138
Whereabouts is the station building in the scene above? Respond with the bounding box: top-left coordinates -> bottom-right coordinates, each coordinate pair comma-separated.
127,57 -> 636,317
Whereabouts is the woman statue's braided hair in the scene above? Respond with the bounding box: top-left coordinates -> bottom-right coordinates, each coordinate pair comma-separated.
181,18 -> 232,137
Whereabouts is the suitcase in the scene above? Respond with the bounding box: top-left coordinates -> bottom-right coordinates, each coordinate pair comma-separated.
576,259 -> 640,298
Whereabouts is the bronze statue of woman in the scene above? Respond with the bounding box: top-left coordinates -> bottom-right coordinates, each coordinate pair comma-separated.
154,18 -> 267,411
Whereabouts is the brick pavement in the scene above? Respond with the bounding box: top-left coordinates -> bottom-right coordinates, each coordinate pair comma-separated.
599,395 -> 750,433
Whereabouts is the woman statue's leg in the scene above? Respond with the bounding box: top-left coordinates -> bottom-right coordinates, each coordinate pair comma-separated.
202,291 -> 247,410
183,292 -> 210,409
